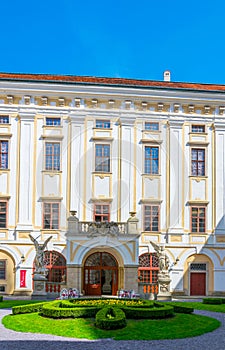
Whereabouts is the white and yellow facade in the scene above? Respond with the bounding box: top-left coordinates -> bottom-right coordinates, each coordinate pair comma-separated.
0,72 -> 225,296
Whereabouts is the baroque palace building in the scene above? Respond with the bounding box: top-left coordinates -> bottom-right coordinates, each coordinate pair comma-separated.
0,71 -> 225,297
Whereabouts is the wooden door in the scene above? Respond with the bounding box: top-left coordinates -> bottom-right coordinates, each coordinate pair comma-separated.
190,272 -> 206,296
84,252 -> 118,296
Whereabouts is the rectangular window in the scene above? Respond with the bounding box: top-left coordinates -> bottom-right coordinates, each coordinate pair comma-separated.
46,117 -> 61,126
191,207 -> 206,233
192,125 -> 205,133
96,120 -> 110,129
43,203 -> 59,229
94,204 -> 110,222
0,116 -> 9,124
144,205 -> 159,231
45,143 -> 60,171
95,144 -> 110,172
191,149 -> 205,176
0,141 -> 8,169
145,122 -> 159,131
0,201 -> 7,228
145,146 -> 159,174
0,260 -> 6,279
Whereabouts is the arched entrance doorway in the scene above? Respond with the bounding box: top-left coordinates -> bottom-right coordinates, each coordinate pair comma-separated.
84,252 -> 118,296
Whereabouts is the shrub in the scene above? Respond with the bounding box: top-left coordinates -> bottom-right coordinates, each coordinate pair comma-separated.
203,298 -> 223,305
12,302 -> 46,315
95,307 -> 126,330
65,298 -> 150,308
170,304 -> 193,314
121,304 -> 174,319
41,302 -> 101,318
0,296 -> 3,302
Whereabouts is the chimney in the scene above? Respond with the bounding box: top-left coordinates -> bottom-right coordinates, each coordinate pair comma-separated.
163,70 -> 171,82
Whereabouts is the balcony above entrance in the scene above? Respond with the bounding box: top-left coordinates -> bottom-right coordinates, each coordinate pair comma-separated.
66,211 -> 139,237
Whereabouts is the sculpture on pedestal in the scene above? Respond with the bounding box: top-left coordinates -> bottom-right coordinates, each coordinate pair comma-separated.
29,234 -> 52,275
150,241 -> 172,301
29,234 -> 52,299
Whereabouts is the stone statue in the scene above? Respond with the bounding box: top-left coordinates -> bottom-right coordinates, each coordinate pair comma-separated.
29,234 -> 52,274
150,241 -> 170,277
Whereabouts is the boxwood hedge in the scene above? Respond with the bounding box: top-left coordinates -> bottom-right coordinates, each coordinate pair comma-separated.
203,298 -> 225,305
95,307 -> 126,330
41,302 -> 102,318
0,296 -> 3,302
121,304 -> 174,319
12,302 -> 46,315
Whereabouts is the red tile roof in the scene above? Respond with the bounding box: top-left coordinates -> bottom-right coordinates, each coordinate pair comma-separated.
0,72 -> 225,92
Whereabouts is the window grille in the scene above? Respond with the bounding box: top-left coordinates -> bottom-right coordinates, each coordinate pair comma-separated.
190,263 -> 206,271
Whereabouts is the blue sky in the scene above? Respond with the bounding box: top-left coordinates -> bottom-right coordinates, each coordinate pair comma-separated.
1,0 -> 225,84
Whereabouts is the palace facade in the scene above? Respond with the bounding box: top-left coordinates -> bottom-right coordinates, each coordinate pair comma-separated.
0,72 -> 225,297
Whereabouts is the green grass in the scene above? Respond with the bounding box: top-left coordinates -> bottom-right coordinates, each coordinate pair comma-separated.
0,300 -> 47,309
169,301 -> 225,313
2,312 -> 220,340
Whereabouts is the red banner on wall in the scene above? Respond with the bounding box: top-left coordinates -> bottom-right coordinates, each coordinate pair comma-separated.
20,270 -> 26,288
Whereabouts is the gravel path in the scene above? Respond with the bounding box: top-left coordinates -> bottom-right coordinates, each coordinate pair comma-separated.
0,308 -> 225,350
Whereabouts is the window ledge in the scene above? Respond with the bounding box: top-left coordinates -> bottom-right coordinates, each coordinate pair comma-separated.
140,139 -> 163,144
187,141 -> 209,146
139,199 -> 162,204
92,172 -> 112,175
42,170 -> 62,174
39,196 -> 63,201
187,200 -> 209,205
91,136 -> 114,141
41,134 -> 64,140
0,133 -> 12,138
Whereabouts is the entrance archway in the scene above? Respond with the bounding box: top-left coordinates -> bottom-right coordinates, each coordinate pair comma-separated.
84,252 -> 118,296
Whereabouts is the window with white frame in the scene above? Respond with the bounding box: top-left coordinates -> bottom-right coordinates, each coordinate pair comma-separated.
191,125 -> 205,133
95,144 -> 110,172
144,146 -> 159,174
0,141 -> 8,169
96,120 -> 110,129
145,122 -> 159,131
43,202 -> 60,229
144,205 -> 160,232
0,201 -> 7,228
0,260 -> 6,279
191,148 -> 205,176
191,207 -> 206,233
45,142 -> 60,171
46,117 -> 61,126
0,116 -> 9,124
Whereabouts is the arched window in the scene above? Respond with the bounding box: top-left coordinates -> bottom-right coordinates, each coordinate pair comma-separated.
138,253 -> 159,283
44,251 -> 66,283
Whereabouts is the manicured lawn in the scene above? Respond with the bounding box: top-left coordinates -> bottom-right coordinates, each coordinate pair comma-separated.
169,301 -> 225,313
2,312 -> 220,340
0,300 -> 46,309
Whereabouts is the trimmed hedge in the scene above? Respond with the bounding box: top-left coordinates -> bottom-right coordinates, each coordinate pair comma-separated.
121,304 -> 174,319
203,298 -> 225,305
158,302 -> 194,314
41,302 -> 102,318
61,299 -> 153,309
0,296 -> 3,302
169,304 -> 193,314
12,302 -> 46,315
95,307 -> 126,330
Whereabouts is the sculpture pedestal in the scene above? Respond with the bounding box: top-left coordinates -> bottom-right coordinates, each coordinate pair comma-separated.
157,274 -> 172,301
31,273 -> 47,300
